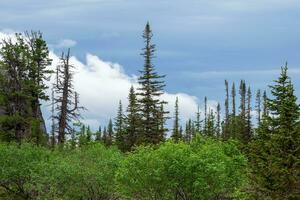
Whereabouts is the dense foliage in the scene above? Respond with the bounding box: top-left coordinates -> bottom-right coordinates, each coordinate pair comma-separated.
0,138 -> 247,200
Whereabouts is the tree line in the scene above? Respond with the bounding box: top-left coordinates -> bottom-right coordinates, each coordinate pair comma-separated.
0,23 -> 299,199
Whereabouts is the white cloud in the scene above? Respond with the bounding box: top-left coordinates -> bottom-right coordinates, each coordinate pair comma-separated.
54,39 -> 77,48
46,51 -> 200,130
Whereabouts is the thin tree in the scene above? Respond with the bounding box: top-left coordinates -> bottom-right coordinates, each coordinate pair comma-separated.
171,97 -> 181,142
255,89 -> 261,125
54,49 -> 83,144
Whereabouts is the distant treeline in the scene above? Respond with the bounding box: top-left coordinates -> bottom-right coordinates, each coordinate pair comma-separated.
0,23 -> 299,199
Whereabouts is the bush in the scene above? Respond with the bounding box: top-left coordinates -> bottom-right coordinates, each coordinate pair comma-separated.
0,143 -> 123,199
116,137 -> 247,200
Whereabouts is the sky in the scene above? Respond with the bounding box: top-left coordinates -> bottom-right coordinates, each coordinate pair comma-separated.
0,0 -> 300,130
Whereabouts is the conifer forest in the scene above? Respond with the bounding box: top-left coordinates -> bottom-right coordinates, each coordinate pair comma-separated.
0,19 -> 299,200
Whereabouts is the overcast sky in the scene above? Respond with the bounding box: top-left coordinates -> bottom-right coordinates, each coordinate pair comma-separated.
1,0 -> 299,130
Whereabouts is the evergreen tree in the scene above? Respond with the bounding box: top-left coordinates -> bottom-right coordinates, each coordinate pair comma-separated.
107,119 -> 114,146
206,109 -> 216,137
184,119 -> 193,143
137,22 -> 167,145
239,80 -> 247,142
250,65 -> 300,199
115,100 -> 126,151
224,80 -> 230,139
125,86 -> 140,151
0,32 -> 52,144
216,103 -> 221,138
195,104 -> 201,134
171,97 -> 181,142
204,96 -> 208,132
230,82 -> 237,138
156,103 -> 168,142
255,89 -> 262,125
95,126 -> 102,142
262,90 -> 269,118
245,86 -> 252,143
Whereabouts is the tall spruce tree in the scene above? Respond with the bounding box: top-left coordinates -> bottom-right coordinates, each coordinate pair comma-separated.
137,22 -> 167,145
171,97 -> 181,142
250,65 -> 300,199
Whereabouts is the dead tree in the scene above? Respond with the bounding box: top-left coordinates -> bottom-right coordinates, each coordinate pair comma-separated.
54,49 -> 83,144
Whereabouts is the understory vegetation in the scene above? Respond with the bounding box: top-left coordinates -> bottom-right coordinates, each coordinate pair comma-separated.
0,138 -> 247,200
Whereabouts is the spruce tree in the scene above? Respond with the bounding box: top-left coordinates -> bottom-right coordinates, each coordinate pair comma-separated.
204,96 -> 208,134
255,89 -> 262,125
137,22 -> 167,145
95,126 -> 102,142
171,97 -> 181,142
115,100 -> 126,151
223,80 -> 230,139
125,86 -> 141,151
262,90 -> 269,118
216,103 -> 221,138
107,119 -> 114,146
245,86 -> 252,143
195,105 -> 201,134
239,80 -> 247,142
250,65 -> 300,199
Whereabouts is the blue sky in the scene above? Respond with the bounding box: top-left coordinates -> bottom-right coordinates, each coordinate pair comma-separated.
1,0 -> 300,129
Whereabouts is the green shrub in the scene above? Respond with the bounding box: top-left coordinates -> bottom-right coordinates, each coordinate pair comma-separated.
116,137 -> 247,200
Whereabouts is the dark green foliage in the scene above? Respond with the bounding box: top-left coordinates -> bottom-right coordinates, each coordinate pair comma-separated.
137,23 -> 167,145
249,64 -> 300,199
124,86 -> 141,151
0,32 -> 52,144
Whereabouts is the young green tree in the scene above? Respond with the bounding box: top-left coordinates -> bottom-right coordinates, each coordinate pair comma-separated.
137,22 -> 167,145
